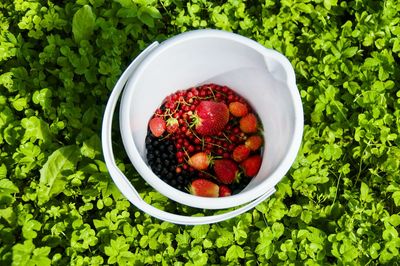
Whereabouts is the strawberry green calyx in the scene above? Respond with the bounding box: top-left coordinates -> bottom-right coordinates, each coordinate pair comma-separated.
166,117 -> 179,133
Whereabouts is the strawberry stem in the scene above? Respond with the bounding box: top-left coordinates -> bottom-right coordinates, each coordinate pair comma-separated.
222,132 -> 232,143
204,141 -> 227,150
159,134 -> 171,141
173,101 -> 181,113
178,97 -> 191,106
188,126 -> 202,142
199,170 -> 219,180
206,86 -> 217,101
182,147 -> 190,160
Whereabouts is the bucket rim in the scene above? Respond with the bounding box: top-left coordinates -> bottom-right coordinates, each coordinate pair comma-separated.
119,29 -> 304,209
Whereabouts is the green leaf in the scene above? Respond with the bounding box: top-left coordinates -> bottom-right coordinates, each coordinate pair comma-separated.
0,207 -> 16,225
233,224 -> 247,245
360,182 -> 373,202
11,97 -> 28,111
226,245 -> 244,261
382,225 -> 398,241
12,240 -> 35,266
369,243 -> 381,259
300,210 -> 313,224
139,235 -> 149,248
72,5 -> 96,43
37,146 -> 80,205
80,135 -> 101,159
215,228 -> 234,248
323,143 -> 342,160
364,57 -> 380,68
266,199 -> 288,222
342,47 -> 358,58
117,250 -> 135,264
0,179 -> 19,194
388,214 -> 400,227
203,239 -> 213,249
30,247 -> 51,266
272,222 -> 284,239
117,7 -> 138,18
32,88 -> 52,110
190,224 -> 209,239
176,231 -> 191,247
187,245 -> 208,265
22,219 -> 41,239
114,0 -> 135,8
392,191 -> 400,206
138,7 -> 155,27
288,204 -> 302,217
0,72 -> 13,92
393,39 -> 400,52
340,239 -> 359,262
21,116 -> 53,144
255,240 -> 274,259
144,6 -> 161,19
305,175 -> 329,184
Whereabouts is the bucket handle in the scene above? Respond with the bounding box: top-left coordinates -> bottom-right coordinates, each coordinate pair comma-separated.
101,42 -> 276,225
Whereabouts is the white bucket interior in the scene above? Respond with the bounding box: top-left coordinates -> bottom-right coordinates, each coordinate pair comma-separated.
119,30 -> 302,209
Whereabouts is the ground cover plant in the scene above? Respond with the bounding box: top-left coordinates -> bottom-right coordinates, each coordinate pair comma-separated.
1,0 -> 400,265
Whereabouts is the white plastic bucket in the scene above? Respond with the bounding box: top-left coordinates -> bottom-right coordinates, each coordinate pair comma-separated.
102,29 -> 303,225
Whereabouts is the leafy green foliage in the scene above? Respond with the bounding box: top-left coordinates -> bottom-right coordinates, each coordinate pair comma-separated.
36,145 -> 80,205
1,0 -> 400,265
72,5 -> 96,43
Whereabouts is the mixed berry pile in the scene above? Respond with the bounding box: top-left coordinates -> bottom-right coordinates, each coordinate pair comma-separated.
145,83 -> 264,197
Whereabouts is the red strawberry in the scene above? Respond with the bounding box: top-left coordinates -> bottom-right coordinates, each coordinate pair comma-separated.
232,145 -> 250,162
240,155 -> 262,177
245,135 -> 263,151
166,117 -> 179,134
219,185 -> 232,197
149,117 -> 166,137
213,159 -> 239,184
191,100 -> 229,135
189,179 -> 219,197
229,101 -> 248,117
239,113 -> 258,133
188,152 -> 212,170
